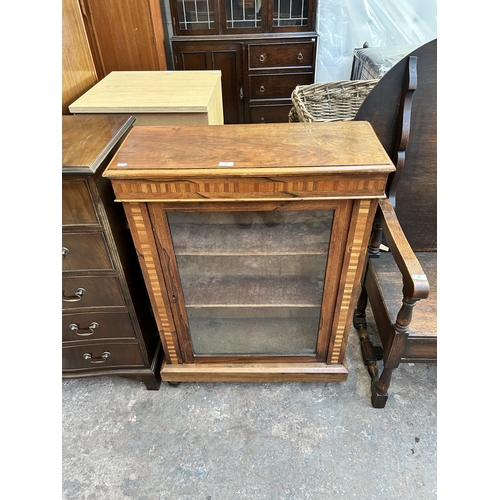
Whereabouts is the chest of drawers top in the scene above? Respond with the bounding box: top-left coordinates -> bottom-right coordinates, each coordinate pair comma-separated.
62,114 -> 136,175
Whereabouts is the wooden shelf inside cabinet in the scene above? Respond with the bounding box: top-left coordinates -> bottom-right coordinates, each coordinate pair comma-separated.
62,114 -> 162,390
103,121 -> 394,383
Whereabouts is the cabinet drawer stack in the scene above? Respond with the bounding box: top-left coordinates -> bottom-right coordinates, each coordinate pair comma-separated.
247,39 -> 316,123
62,114 -> 162,389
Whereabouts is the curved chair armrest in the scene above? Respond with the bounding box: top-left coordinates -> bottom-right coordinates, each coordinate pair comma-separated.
376,198 -> 430,301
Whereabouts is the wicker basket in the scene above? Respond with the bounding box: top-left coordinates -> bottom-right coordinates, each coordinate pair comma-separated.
288,105 -> 300,123
291,79 -> 379,122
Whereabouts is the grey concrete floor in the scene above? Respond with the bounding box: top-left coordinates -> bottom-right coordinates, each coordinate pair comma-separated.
62,320 -> 437,500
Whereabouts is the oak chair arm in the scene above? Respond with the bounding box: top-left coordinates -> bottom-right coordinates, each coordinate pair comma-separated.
375,198 -> 430,301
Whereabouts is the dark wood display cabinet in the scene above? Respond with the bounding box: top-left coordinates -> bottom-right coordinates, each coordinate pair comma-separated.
168,0 -> 317,124
62,114 -> 162,390
103,121 -> 394,383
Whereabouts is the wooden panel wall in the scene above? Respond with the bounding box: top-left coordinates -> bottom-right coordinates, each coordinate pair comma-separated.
62,0 -> 98,114
79,0 -> 167,80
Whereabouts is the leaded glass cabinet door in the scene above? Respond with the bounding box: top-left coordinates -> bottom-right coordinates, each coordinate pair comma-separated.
152,202 -> 352,363
222,0 -> 312,33
225,0 -> 263,29
170,1 -> 315,35
172,0 -> 218,34
272,0 -> 310,28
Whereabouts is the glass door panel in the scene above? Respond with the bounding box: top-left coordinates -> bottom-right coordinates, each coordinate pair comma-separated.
225,0 -> 262,29
177,0 -> 216,30
273,0 -> 309,27
166,210 -> 334,356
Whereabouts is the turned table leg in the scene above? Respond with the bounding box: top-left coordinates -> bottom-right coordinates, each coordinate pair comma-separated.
354,286 -> 385,405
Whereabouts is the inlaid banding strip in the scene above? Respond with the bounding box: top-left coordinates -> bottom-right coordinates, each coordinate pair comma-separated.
329,200 -> 372,363
127,203 -> 179,364
111,176 -> 386,201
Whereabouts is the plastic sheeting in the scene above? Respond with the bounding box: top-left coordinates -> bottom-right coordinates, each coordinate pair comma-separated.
315,0 -> 437,82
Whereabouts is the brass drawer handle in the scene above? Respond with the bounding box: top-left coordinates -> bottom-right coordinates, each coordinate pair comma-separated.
259,85 -> 265,93
69,321 -> 99,336
297,52 -> 303,61
83,351 -> 110,364
62,247 -> 69,260
259,54 -> 265,62
62,287 -> 85,302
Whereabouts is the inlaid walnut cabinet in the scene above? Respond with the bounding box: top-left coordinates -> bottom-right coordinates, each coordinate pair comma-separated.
103,122 -> 394,383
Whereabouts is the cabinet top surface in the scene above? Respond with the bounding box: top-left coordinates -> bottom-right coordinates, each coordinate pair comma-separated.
68,71 -> 223,113
62,114 -> 135,175
103,122 -> 394,179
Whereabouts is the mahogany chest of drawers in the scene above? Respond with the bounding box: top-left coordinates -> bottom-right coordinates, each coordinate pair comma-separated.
62,114 -> 162,389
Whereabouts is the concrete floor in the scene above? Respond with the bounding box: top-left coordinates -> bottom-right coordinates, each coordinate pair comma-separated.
62,317 -> 437,500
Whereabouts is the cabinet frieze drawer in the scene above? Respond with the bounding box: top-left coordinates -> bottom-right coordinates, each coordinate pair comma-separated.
62,342 -> 145,370
62,311 -> 136,342
250,73 -> 313,99
62,276 -> 127,310
109,174 -> 389,201
62,179 -> 100,227
248,42 -> 315,69
62,232 -> 114,272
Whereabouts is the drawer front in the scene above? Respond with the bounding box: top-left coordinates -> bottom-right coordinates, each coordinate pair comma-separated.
62,179 -> 99,227
249,104 -> 295,124
62,276 -> 126,310
62,342 -> 145,370
62,311 -> 136,342
250,73 -> 313,99
248,42 -> 315,69
62,232 -> 114,272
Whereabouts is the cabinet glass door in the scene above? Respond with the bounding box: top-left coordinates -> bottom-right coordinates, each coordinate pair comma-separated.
176,0 -> 216,31
273,0 -> 310,27
225,0 -> 262,29
166,209 -> 334,357
171,0 -> 314,35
